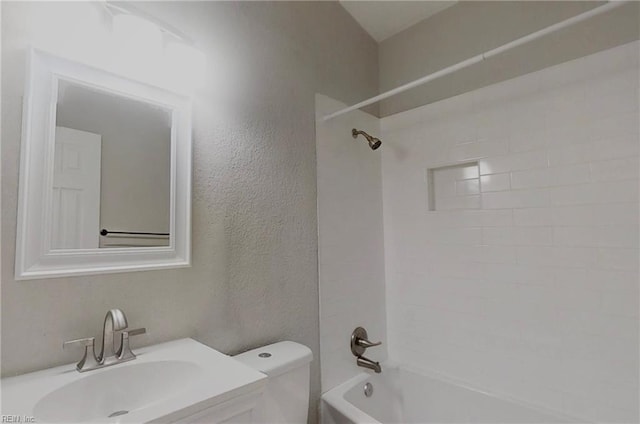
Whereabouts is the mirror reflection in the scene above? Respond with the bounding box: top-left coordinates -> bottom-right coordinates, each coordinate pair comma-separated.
52,80 -> 172,249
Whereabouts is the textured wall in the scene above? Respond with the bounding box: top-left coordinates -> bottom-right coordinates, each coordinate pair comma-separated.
379,1 -> 640,116
315,94 -> 387,392
1,2 -> 378,421
382,42 -> 639,422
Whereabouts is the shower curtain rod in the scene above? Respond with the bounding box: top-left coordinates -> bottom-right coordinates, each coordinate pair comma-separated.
322,0 -> 628,122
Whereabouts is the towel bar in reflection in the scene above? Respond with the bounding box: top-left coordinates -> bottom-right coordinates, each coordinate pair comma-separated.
100,229 -> 169,239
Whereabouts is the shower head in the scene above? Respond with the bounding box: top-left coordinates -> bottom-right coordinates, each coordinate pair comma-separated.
352,129 -> 382,151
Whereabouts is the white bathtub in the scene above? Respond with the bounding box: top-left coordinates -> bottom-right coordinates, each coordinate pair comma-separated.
321,365 -> 576,424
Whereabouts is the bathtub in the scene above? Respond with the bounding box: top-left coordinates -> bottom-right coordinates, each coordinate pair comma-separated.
321,365 -> 576,423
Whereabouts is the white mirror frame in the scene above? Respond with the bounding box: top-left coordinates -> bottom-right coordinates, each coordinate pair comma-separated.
15,48 -> 192,280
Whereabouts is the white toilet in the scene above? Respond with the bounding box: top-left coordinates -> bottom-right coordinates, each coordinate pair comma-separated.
235,341 -> 313,423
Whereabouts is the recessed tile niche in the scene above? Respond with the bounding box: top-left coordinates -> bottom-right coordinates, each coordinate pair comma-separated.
427,161 -> 480,211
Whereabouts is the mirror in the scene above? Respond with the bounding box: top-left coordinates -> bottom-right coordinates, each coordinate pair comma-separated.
53,80 -> 171,249
15,49 -> 192,279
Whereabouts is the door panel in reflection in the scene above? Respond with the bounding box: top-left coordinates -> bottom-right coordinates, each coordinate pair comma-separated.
52,127 -> 102,249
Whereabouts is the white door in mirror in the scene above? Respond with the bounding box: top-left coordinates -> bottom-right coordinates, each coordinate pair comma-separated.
51,127 -> 102,249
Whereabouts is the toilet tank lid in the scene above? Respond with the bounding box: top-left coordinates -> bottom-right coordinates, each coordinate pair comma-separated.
234,341 -> 313,377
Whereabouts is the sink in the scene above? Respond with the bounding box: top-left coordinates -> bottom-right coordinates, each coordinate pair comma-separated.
34,361 -> 202,422
2,339 -> 267,423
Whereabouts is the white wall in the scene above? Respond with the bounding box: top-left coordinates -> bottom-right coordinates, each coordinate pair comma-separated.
316,94 -> 387,392
1,4 -> 378,422
382,41 -> 639,422
379,1 -> 639,116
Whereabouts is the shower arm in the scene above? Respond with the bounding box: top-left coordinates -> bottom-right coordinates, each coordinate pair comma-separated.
352,129 -> 372,142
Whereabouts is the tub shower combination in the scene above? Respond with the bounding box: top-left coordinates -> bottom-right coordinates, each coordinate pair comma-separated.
325,329 -> 574,424
319,2 -> 637,424
321,366 -> 575,424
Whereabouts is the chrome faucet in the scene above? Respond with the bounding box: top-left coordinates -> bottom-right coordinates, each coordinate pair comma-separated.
63,309 -> 146,372
98,308 -> 128,364
351,327 -> 382,373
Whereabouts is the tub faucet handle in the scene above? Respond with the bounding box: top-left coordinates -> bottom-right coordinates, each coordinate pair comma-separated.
356,338 -> 381,349
351,327 -> 382,357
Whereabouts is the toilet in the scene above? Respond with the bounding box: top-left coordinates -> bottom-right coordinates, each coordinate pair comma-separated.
235,341 -> 313,423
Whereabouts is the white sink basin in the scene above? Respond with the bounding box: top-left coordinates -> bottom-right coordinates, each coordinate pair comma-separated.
2,339 -> 266,423
34,361 -> 201,422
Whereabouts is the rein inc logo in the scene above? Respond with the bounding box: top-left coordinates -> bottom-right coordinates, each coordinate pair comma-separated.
1,416 -> 35,423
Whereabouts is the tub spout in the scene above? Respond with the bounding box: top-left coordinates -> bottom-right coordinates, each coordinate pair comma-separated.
357,355 -> 381,373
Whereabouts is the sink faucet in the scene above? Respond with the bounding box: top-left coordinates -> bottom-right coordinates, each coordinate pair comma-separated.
98,309 -> 128,365
63,309 -> 146,372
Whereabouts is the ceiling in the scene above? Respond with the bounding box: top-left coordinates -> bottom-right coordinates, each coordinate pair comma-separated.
339,1 -> 457,42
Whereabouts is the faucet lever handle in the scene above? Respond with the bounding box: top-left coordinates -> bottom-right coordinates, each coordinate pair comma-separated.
63,337 -> 100,372
63,337 -> 95,349
351,327 -> 382,356
117,328 -> 146,361
356,338 -> 382,349
127,327 -> 146,337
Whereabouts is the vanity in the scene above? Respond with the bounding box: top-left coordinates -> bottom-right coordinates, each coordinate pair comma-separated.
1,338 -> 267,423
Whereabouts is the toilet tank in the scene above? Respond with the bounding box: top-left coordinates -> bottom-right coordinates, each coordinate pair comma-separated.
234,341 -> 313,423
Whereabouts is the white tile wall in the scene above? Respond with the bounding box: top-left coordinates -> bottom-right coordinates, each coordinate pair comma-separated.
316,95 -> 388,392
430,163 -> 482,211
381,42 -> 639,423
